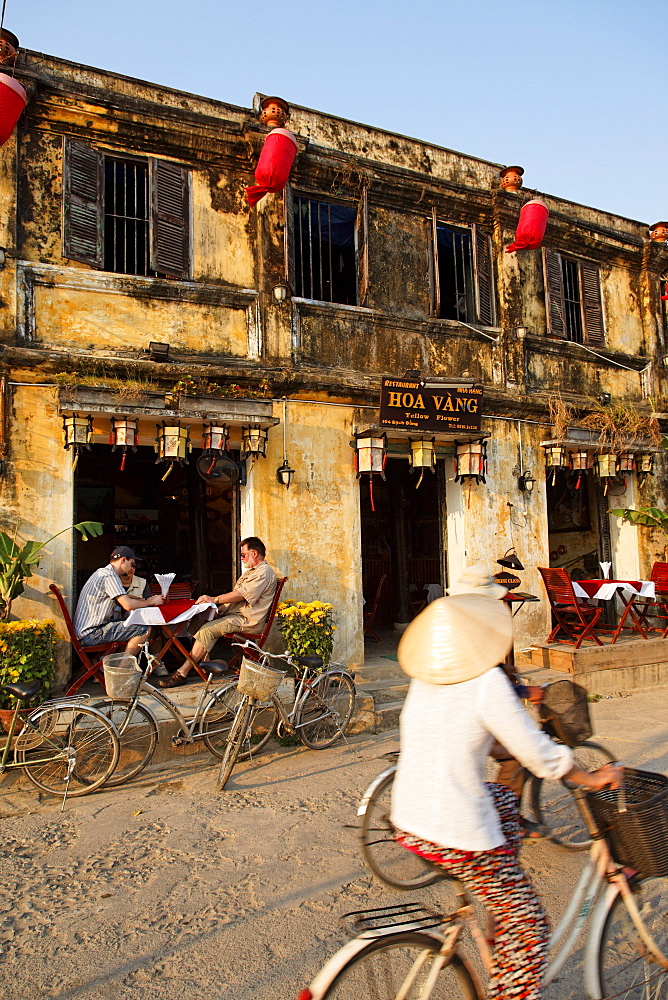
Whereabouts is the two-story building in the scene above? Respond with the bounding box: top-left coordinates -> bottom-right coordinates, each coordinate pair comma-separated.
1,48 -> 667,685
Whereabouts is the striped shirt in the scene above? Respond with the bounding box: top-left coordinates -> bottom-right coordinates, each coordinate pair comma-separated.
73,564 -> 126,637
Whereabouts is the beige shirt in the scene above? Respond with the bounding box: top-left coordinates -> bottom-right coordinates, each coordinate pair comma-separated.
220,560 -> 277,630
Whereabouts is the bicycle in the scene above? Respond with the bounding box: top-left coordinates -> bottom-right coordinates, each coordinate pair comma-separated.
92,643 -> 236,785
0,678 -> 120,807
300,779 -> 668,999
215,639 -> 356,790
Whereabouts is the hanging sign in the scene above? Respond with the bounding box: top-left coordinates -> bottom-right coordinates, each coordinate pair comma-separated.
379,379 -> 483,433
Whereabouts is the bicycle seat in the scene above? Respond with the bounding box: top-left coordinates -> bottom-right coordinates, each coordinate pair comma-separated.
1,680 -> 42,700
199,660 -> 230,677
295,654 -> 323,671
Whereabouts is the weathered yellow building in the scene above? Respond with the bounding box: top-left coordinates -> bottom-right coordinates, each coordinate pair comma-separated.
1,49 -> 667,686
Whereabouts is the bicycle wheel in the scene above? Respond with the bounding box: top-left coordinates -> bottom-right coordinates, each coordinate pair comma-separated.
93,699 -> 158,786
295,670 -> 355,750
318,933 -> 479,999
360,768 -> 444,890
217,696 -> 253,790
202,681 -> 278,760
529,741 -> 615,850
598,877 -> 668,1000
17,704 -> 119,797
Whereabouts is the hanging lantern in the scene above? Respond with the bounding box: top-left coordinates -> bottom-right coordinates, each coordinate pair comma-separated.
63,413 -> 93,471
355,433 -> 387,512
109,416 -> 139,471
569,450 -> 591,490
505,199 -> 550,254
617,451 -> 636,474
454,439 -> 487,484
155,422 -> 191,481
409,437 -> 436,488
201,422 -> 230,474
637,452 -> 654,483
0,32 -> 26,148
544,444 -> 568,485
595,452 -> 617,495
246,98 -> 296,207
240,425 -> 268,459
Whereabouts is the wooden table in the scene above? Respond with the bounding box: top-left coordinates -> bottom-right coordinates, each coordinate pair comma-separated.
123,599 -> 217,680
572,579 -> 655,643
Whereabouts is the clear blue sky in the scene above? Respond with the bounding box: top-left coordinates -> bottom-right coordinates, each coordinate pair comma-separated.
10,0 -> 665,224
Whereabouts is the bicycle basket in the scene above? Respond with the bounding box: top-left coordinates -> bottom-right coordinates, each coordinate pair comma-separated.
102,653 -> 142,699
237,657 -> 286,701
589,768 -> 668,879
538,679 -> 592,747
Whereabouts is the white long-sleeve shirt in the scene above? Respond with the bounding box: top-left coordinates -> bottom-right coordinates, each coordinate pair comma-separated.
391,667 -> 574,852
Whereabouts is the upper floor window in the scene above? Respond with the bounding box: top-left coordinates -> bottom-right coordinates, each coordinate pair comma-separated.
431,213 -> 495,326
289,189 -> 368,306
63,138 -> 191,279
543,249 -> 604,345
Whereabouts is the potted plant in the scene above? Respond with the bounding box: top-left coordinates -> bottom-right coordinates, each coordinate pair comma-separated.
276,600 -> 336,669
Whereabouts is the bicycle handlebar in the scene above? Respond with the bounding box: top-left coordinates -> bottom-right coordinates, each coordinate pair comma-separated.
232,639 -> 296,664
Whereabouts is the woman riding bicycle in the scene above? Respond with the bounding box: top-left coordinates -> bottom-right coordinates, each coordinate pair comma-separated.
391,569 -> 622,1000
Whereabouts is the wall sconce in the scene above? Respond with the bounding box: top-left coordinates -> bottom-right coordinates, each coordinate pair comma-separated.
497,548 -> 524,571
110,416 -> 139,471
355,432 -> 387,512
544,443 -> 568,485
454,439 -> 487,485
276,399 -> 295,488
599,392 -> 612,406
515,326 -> 527,340
149,341 -> 170,362
272,282 -> 291,304
0,248 -> 6,270
63,413 -> 93,471
518,470 -> 536,493
637,452 -> 654,483
409,437 -> 436,488
155,422 -> 191,480
241,425 -> 268,459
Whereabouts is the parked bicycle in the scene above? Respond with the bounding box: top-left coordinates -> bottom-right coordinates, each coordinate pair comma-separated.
92,643 -> 235,785
215,640 -> 356,790
300,772 -> 668,999
359,680 -> 614,890
0,679 -> 120,806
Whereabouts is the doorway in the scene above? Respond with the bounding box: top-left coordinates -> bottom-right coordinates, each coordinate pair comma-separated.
546,469 -> 612,579
73,444 -> 239,600
360,457 -> 446,629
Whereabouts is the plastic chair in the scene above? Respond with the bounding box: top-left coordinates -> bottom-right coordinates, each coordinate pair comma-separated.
538,567 -> 604,649
220,576 -> 288,668
50,583 -> 121,695
363,574 -> 387,643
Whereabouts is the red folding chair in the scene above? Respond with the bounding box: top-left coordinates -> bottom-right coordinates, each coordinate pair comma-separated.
538,567 -> 604,649
220,576 -> 288,669
50,583 -> 121,695
629,562 -> 668,638
363,574 -> 387,643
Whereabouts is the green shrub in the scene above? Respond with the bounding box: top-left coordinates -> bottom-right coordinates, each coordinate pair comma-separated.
0,619 -> 57,710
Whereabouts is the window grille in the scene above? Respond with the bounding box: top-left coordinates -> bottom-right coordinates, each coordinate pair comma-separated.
293,197 -> 357,304
104,158 -> 155,276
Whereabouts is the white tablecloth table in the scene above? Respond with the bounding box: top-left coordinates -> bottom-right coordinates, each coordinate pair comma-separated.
572,580 -> 655,643
124,601 -> 217,677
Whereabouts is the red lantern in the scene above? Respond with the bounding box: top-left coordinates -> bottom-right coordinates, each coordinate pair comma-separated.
245,128 -> 298,207
0,75 -> 26,146
505,199 -> 549,254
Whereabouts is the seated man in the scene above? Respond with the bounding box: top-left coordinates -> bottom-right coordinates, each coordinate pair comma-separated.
73,545 -> 165,657
159,536 -> 276,688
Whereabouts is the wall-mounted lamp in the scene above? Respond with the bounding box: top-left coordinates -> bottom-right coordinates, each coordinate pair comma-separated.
276,400 -> 295,488
518,470 -> 536,493
599,392 -> 612,406
149,341 -> 170,362
272,282 -> 291,304
241,425 -> 268,459
0,248 -> 6,271
515,326 -> 527,340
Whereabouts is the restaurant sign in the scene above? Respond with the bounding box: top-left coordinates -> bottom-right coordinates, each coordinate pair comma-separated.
379,379 -> 483,433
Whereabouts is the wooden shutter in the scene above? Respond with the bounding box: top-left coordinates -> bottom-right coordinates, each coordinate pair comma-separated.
472,225 -> 495,326
430,207 -> 440,318
62,138 -> 104,267
543,248 -> 567,338
284,183 -> 295,289
150,158 -> 190,278
580,261 -> 605,346
356,185 -> 369,306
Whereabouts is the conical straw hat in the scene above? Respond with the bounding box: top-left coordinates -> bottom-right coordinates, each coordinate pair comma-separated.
398,593 -> 513,685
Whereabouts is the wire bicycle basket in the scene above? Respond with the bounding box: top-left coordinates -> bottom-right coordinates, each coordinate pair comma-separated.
539,679 -> 592,747
590,768 -> 668,878
237,657 -> 286,701
103,653 -> 142,699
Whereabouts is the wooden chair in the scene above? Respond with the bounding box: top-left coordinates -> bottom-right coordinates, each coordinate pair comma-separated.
628,562 -> 668,638
363,573 -> 387,643
220,576 -> 288,668
50,583 -> 121,695
538,567 -> 604,649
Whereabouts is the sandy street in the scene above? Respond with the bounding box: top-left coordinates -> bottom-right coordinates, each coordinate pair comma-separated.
1,686 -> 667,1000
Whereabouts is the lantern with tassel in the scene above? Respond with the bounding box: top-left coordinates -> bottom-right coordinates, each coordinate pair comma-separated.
569,450 -> 591,490
63,413 -> 93,471
355,433 -> 387,512
637,452 -> 654,484
110,416 -> 138,471
544,444 -> 568,486
454,439 -> 487,484
595,452 -> 617,495
409,437 -> 436,489
155,423 -> 191,481
202,422 -> 230,474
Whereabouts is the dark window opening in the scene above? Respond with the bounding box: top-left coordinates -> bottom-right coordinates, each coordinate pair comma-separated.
562,257 -> 584,343
104,158 -> 158,277
293,197 -> 357,304
436,224 -> 475,322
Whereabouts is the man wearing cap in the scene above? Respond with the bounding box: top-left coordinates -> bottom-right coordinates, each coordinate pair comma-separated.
73,546 -> 165,656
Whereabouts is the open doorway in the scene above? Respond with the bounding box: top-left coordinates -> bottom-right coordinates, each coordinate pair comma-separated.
360,458 -> 445,632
